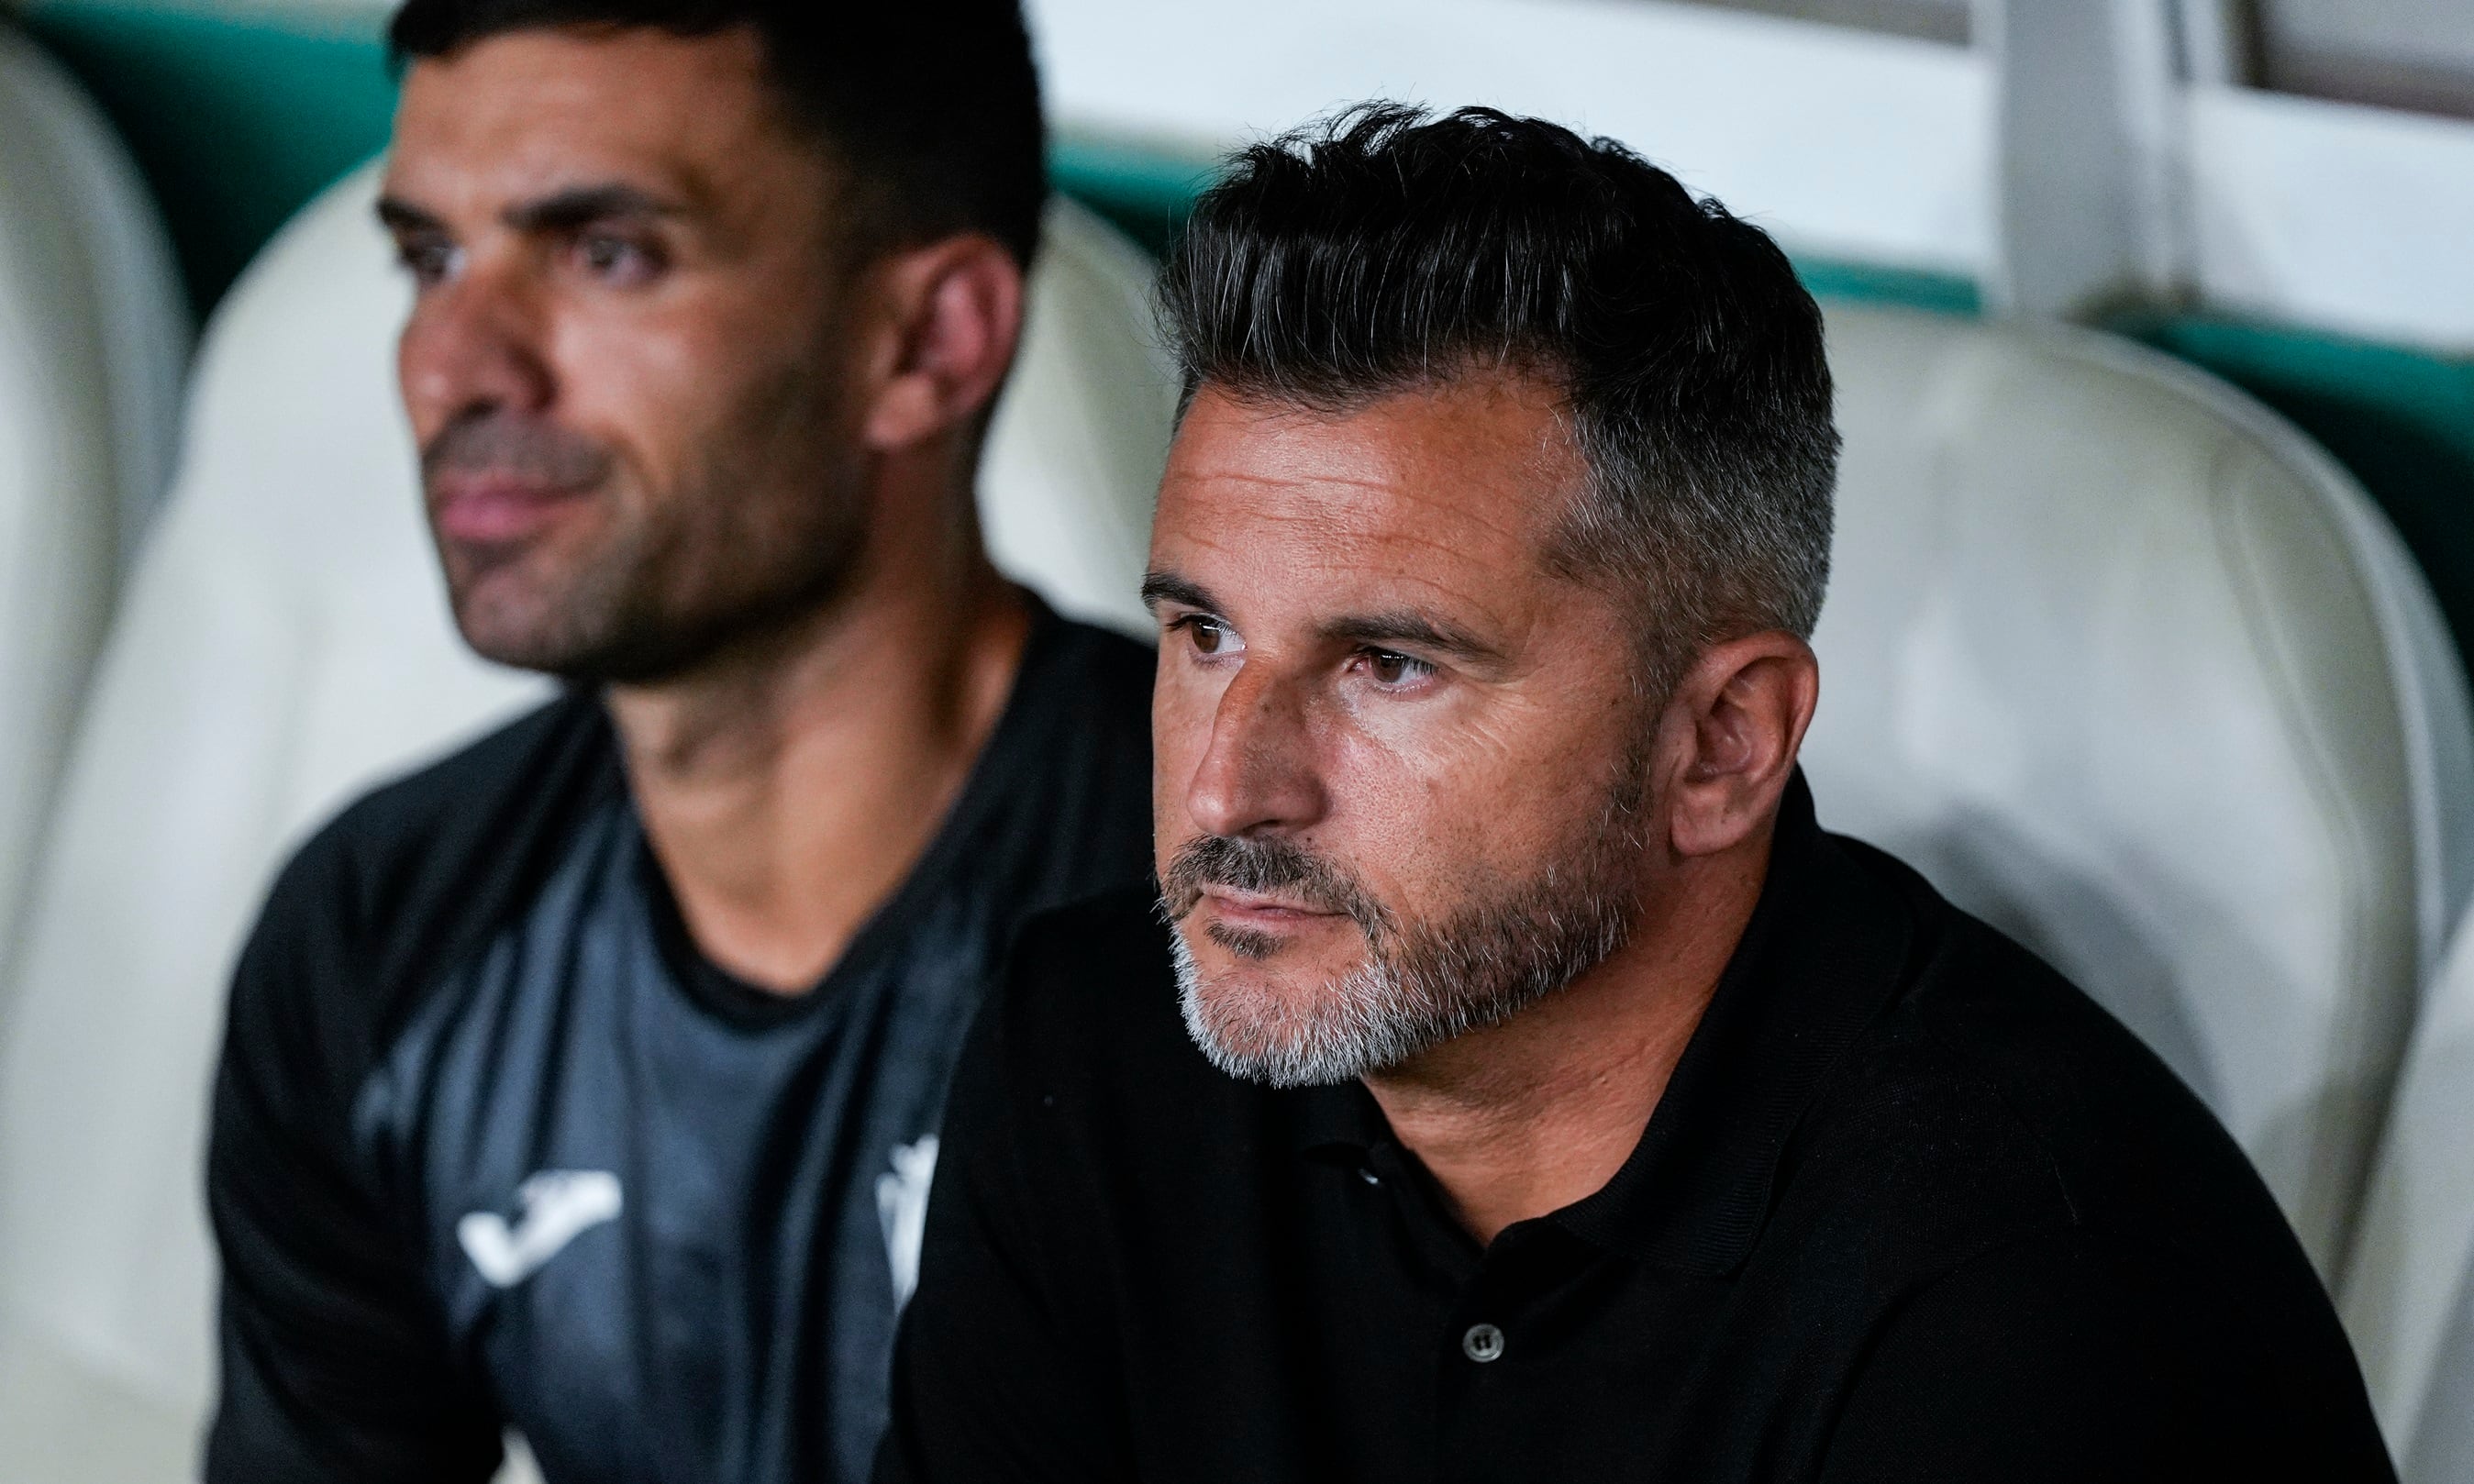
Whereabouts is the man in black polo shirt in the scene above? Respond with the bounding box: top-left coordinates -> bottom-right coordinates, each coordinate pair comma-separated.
879,105 -> 2396,1482
205,6 -> 1152,1482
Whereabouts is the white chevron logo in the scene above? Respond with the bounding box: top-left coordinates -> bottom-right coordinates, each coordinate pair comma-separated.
876,1135 -> 940,1308
457,1170 -> 624,1289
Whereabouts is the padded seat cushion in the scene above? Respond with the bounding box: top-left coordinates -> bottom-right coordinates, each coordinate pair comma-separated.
0,27 -> 183,976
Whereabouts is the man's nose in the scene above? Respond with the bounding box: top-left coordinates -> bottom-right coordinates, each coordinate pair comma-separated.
399,256 -> 556,432
1184,662 -> 1330,839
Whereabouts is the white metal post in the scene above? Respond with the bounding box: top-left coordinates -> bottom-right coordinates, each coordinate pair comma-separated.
1977,0 -> 2191,317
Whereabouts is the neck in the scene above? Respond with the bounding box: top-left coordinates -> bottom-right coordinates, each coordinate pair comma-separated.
1362,825 -> 1773,1246
605,446 -> 1030,992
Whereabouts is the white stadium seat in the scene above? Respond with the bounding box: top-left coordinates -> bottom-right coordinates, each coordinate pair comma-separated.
0,161 -> 1172,1481
0,27 -> 183,986
2345,904 -> 2474,1483
1807,304 -> 2474,1279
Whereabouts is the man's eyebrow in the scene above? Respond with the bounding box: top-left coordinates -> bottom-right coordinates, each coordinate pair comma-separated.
501,183 -> 685,234
1140,571 -> 1221,615
1320,609 -> 1504,664
375,196 -> 446,235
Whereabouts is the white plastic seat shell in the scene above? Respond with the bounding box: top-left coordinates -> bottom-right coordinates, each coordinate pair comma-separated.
0,162 -> 1171,1481
1806,303 -> 2474,1280
0,27 -> 184,981
2343,903 -> 2474,1483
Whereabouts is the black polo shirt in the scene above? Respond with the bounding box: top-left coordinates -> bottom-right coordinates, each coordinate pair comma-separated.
878,776 -> 2396,1483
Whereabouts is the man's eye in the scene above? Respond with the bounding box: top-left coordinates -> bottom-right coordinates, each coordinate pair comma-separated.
395,238 -> 460,288
576,233 -> 661,284
1363,650 -> 1434,687
1168,615 -> 1241,660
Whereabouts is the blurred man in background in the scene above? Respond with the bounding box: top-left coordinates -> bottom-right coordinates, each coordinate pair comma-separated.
881,105 -> 2395,1482
203,5 -> 1153,1481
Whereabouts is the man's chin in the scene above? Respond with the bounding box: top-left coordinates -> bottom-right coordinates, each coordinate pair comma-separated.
1167,927 -> 1405,1089
1179,958 -> 1337,1016
447,585 -> 629,681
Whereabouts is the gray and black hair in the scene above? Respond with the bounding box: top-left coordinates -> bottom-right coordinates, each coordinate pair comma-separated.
1157,104 -> 1838,689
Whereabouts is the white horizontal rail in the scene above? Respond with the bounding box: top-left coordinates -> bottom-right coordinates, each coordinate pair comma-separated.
1026,0 -> 1995,279
2187,83 -> 2474,352
1031,0 -> 2474,352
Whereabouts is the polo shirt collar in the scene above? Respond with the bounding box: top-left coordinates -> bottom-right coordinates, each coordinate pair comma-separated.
1283,770 -> 1916,1277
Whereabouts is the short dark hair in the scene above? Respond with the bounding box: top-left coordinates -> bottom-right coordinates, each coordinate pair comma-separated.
1158,104 -> 1836,685
389,0 -> 1048,267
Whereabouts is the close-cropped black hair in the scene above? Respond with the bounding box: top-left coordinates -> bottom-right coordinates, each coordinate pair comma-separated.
389,0 -> 1048,267
1159,104 -> 1837,677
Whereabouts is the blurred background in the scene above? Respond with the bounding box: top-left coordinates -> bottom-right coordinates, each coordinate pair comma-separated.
5,1 -> 2474,1480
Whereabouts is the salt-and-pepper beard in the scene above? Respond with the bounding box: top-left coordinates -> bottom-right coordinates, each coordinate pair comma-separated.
1159,742 -> 1656,1090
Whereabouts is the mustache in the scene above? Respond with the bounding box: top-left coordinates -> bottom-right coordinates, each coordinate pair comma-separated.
1160,835 -> 1392,940
422,410 -> 616,491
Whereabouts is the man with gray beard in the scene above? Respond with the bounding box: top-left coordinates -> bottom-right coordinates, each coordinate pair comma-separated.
877,105 -> 2393,1483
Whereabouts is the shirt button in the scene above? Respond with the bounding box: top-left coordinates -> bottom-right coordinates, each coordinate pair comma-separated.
1461,1323 -> 1506,1364
1358,1166 -> 1381,1186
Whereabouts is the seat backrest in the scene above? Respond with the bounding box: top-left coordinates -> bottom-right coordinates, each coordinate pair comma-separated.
0,27 -> 184,982
1806,303 -> 2474,1278
0,162 -> 1170,1478
2343,906 -> 2474,1481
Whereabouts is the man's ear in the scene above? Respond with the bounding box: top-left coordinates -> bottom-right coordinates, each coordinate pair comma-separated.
860,235 -> 1025,453
1659,632 -> 1820,859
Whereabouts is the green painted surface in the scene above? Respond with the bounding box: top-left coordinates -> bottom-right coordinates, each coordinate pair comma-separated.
23,0 -> 396,315
1802,260 -> 1980,317
2114,310 -> 2474,666
16,0 -> 2472,672
1049,135 -> 1216,259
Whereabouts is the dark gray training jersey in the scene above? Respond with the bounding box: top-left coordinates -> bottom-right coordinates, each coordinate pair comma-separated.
205,608 -> 1155,1484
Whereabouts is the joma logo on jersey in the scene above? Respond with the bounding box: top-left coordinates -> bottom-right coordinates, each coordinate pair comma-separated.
876,1135 -> 939,1308
458,1170 -> 624,1288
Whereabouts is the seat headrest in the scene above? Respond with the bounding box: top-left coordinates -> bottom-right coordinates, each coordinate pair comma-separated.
1808,303 -> 2474,1272
0,28 -> 184,969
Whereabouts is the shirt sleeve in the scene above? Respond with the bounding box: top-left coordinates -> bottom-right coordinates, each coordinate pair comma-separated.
873,942 -> 1132,1484
203,842 -> 504,1484
1816,1229 -> 2394,1484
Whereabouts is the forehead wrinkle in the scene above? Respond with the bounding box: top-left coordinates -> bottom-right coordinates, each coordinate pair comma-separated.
1170,466 -> 1546,557
1158,378 -> 1594,652
1170,529 -> 1537,659
1162,488 -> 1560,644
1176,497 -> 1555,618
